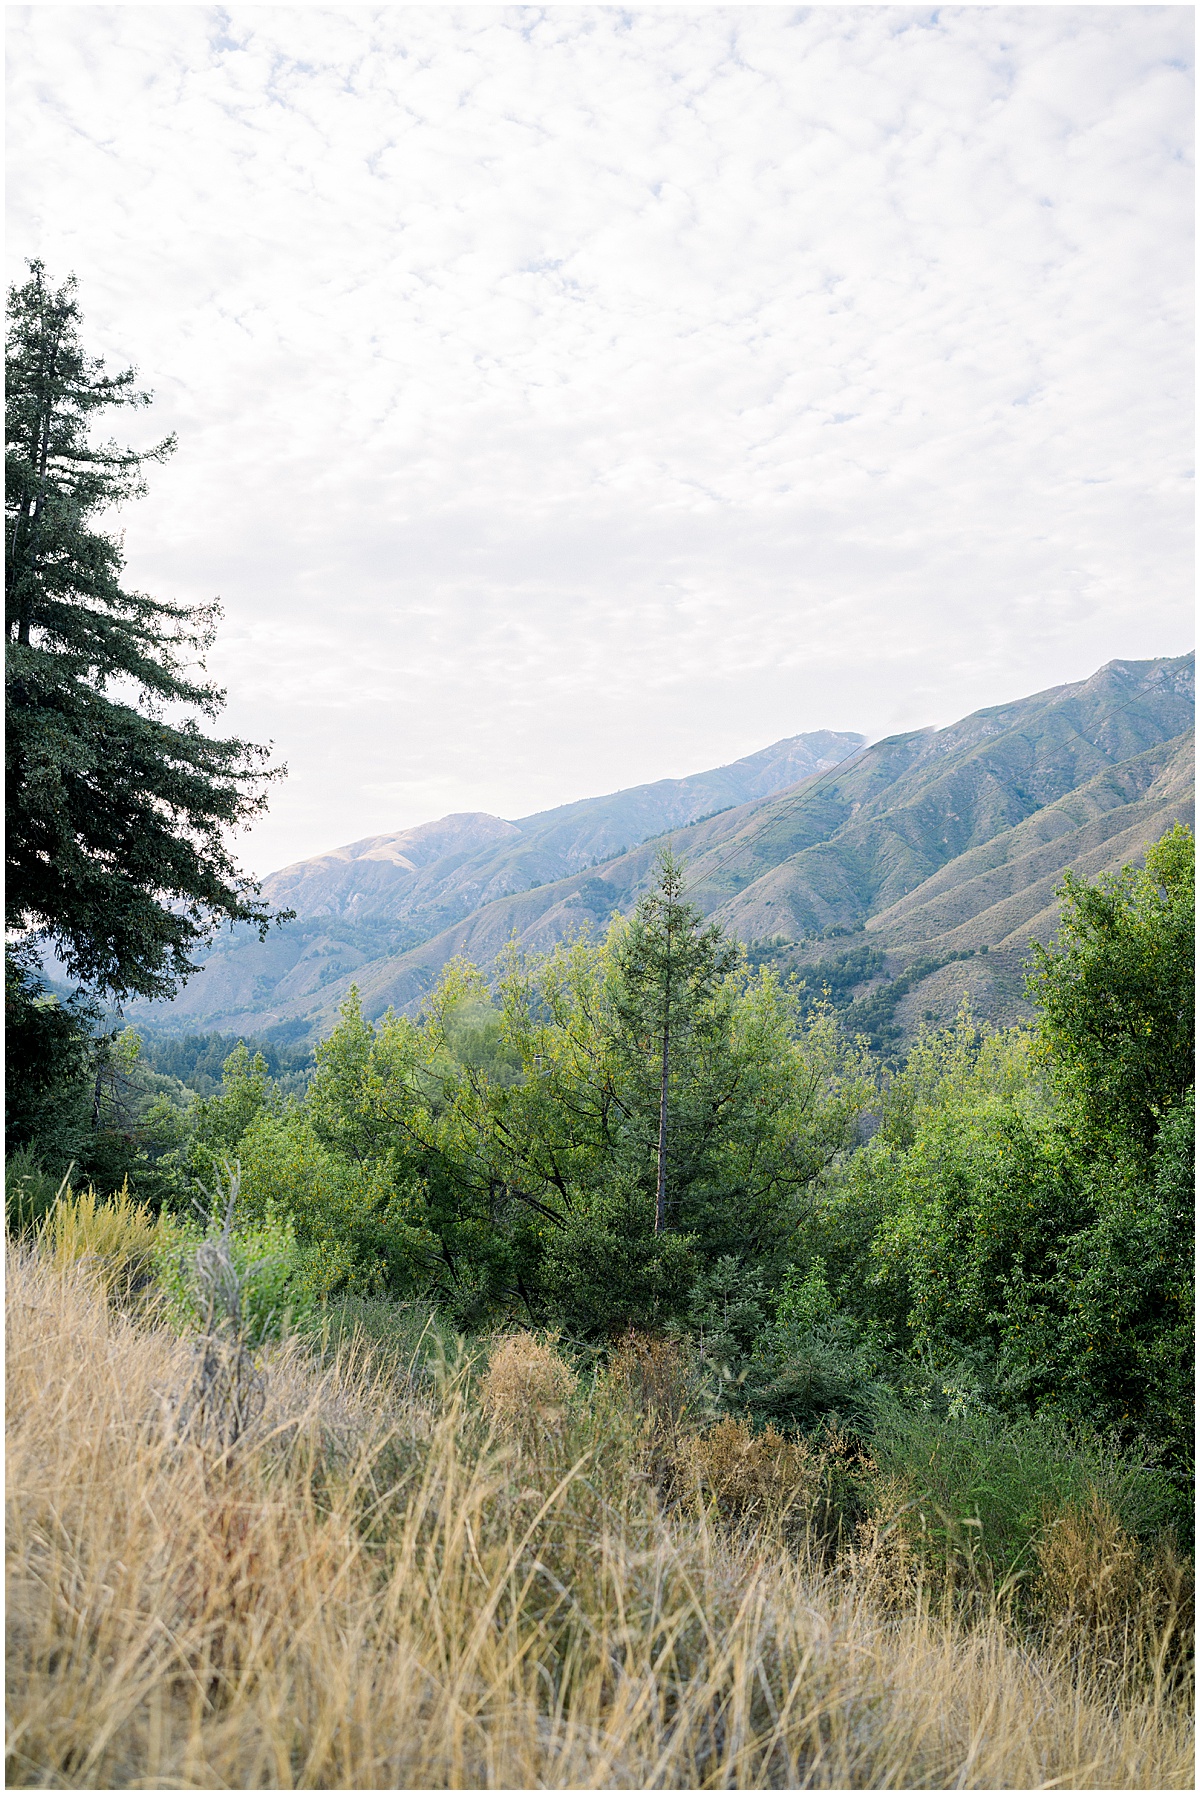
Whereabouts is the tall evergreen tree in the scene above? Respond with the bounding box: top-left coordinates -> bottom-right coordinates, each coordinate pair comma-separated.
611,848 -> 740,1231
6,261 -> 283,1005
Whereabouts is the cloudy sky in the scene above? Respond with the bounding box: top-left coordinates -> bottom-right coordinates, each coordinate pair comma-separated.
7,4 -> 1194,875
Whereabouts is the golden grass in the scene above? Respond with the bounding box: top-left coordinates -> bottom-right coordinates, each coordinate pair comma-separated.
479,1330 -> 578,1434
6,1245 -> 1194,1789
682,1415 -> 827,1536
36,1181 -> 158,1295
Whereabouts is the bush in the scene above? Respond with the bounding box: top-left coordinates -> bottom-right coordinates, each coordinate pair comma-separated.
153,1179 -> 319,1347
864,1402 -> 1179,1592
683,1415 -> 822,1531
540,1194 -> 698,1336
5,1148 -> 75,1235
695,1257 -> 888,1439
686,1253 -> 774,1369
742,1323 -> 884,1437
1034,1490 -> 1193,1654
39,1178 -> 156,1261
602,1331 -> 707,1470
235,1108 -> 438,1301
479,1332 -> 579,1437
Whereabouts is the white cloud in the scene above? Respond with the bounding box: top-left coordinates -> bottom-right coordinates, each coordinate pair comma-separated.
7,4 -> 1193,873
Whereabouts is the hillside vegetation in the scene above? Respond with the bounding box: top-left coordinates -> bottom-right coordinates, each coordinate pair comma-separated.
128,654 -> 1192,1045
6,1244 -> 1193,1789
7,822 -> 1194,1787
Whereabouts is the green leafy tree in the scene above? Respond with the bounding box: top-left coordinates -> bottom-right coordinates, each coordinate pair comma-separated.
283,877 -> 873,1334
849,835 -> 1194,1483
479,868 -> 873,1333
1026,823 -> 1194,1158
6,261 -> 283,1005
302,978 -> 531,1323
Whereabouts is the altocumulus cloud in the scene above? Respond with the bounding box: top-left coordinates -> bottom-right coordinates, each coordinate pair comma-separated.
6,4 -> 1193,873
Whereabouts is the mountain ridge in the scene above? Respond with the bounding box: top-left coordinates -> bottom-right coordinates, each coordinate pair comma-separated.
260,727 -> 865,925
130,728 -> 864,1034
131,654 -> 1193,1043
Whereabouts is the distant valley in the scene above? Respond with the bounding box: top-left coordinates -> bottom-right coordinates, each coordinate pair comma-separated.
131,654 -> 1193,1048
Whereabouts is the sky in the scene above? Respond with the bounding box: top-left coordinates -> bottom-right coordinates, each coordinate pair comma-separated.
6,3 -> 1194,876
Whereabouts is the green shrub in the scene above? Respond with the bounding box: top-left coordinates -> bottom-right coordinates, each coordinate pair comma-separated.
153,1196 -> 320,1346
5,1149 -> 75,1235
315,1294 -> 451,1380
866,1402 -> 1180,1588
540,1193 -> 698,1336
235,1108 -> 437,1300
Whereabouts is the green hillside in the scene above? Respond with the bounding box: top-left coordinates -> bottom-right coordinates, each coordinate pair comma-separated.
689,651 -> 1194,939
133,654 -> 1193,1044
868,729 -> 1195,954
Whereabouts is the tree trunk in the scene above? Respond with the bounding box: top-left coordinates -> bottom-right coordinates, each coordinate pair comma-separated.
655,1007 -> 669,1233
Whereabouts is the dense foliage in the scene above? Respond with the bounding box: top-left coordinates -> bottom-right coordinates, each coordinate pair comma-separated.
138,1030 -> 313,1096
5,261 -> 283,1003
8,831 -> 1195,1530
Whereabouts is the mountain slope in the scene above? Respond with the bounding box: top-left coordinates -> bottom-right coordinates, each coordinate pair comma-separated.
689,651 -> 1194,940
135,728 -> 863,1033
260,727 -> 863,926
315,654 -> 1198,1031
866,729 -> 1195,954
133,654 -> 1193,1042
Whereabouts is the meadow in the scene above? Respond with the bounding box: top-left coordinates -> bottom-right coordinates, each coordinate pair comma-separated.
5,1190 -> 1193,1791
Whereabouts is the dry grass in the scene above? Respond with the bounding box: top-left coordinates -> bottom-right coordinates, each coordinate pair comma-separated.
6,1245 -> 1195,1789
1035,1490 -> 1194,1657
682,1415 -> 824,1532
36,1181 -> 158,1297
478,1330 -> 578,1436
600,1329 -> 705,1493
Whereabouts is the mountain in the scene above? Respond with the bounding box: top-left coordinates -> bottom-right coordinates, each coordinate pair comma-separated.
687,650 -> 1194,939
132,655 -> 1193,1045
864,728 -> 1195,956
260,728 -> 863,925
133,728 -> 864,1034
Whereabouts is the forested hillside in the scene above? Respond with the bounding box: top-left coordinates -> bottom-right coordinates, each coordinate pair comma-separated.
133,653 -> 1192,1045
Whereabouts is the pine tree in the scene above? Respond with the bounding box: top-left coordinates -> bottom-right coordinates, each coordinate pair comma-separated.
6,261 -> 283,1004
612,848 -> 738,1231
